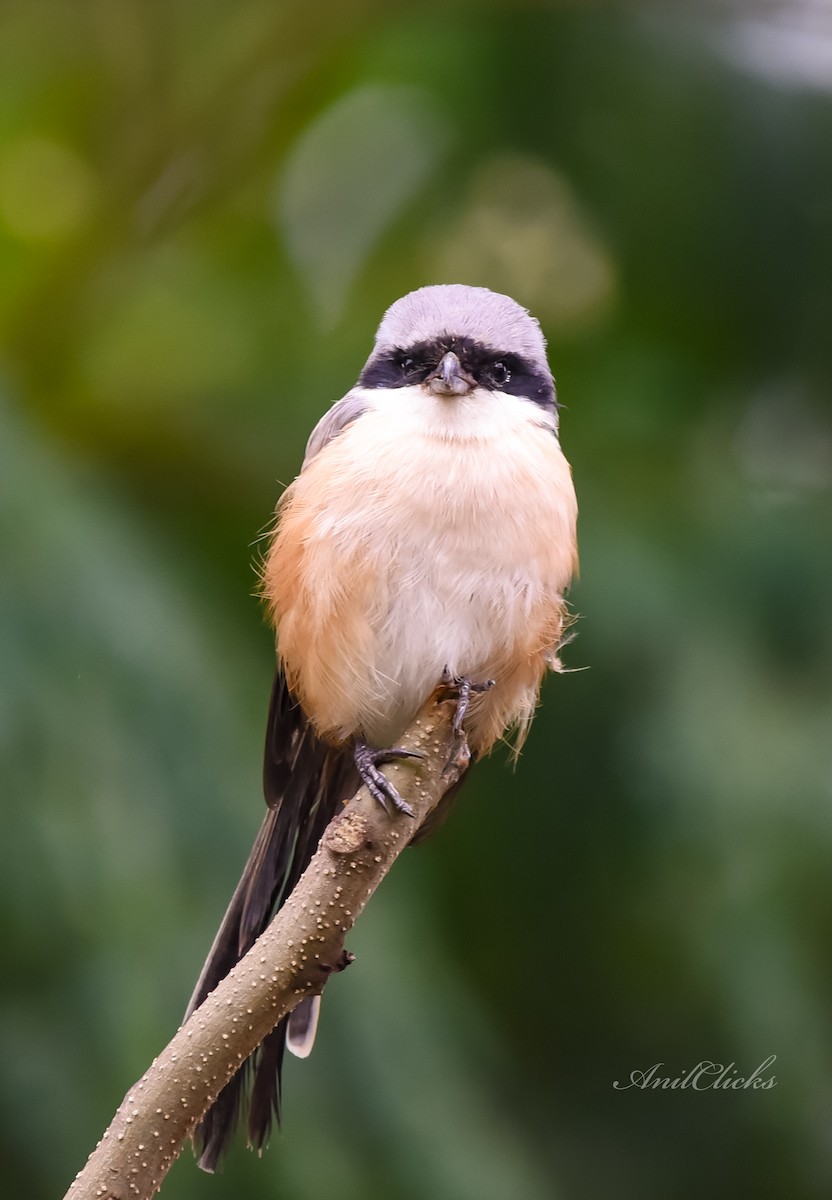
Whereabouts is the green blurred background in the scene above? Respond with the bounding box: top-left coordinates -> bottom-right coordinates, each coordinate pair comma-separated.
2,2 -> 832,1197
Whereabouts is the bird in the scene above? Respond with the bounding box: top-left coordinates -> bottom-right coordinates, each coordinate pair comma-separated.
184,283 -> 578,1171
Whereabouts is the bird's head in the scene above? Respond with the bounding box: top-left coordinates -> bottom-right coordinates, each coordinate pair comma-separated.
358,284 -> 556,413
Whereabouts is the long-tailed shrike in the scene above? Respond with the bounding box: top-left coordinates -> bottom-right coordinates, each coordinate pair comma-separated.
186,284 -> 578,1170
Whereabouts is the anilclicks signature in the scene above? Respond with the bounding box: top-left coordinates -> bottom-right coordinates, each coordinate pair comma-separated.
614,1056 -> 777,1091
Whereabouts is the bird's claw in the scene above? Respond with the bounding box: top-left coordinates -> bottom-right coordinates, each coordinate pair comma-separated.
440,670 -> 496,737
353,742 -> 422,817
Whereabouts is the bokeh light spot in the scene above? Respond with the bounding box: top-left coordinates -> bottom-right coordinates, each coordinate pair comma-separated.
277,85 -> 451,325
432,154 -> 616,334
0,136 -> 96,241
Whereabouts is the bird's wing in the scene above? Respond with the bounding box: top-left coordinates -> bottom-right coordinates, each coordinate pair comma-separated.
302,389 -> 369,469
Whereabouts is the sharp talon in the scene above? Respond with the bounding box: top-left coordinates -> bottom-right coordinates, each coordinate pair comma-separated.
354,742 -> 417,817
372,747 -> 426,764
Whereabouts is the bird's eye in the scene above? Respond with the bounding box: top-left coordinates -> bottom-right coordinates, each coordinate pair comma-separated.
488,361 -> 511,387
397,355 -> 415,375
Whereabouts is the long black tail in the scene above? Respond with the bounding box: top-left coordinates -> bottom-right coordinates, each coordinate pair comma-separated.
185,670 -> 357,1172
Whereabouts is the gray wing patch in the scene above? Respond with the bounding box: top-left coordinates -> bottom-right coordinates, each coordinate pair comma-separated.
302,391 -> 369,469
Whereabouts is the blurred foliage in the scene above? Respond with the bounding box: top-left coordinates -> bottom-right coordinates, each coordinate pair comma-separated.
2,2 -> 832,1198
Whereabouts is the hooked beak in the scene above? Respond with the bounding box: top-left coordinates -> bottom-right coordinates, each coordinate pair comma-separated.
427,351 -> 474,397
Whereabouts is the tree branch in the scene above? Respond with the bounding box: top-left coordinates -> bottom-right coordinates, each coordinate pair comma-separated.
63,689 -> 468,1200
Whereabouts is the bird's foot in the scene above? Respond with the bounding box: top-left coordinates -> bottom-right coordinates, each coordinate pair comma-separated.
440,669 -> 496,737
353,741 -> 424,818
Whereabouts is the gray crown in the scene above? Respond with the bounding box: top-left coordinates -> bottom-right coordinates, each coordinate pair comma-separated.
374,284 -> 549,370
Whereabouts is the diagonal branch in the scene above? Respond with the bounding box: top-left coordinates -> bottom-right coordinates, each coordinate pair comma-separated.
63,689 -> 468,1200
